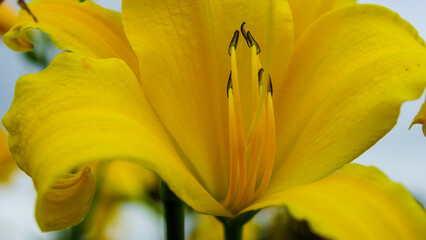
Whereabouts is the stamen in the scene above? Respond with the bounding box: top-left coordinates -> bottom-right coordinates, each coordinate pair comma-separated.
240,23 -> 261,54
267,75 -> 273,95
257,68 -> 264,86
240,22 -> 250,47
250,46 -> 260,115
224,34 -> 247,208
224,24 -> 275,211
223,89 -> 240,207
238,94 -> 266,208
247,31 -> 261,54
228,30 -> 240,56
254,92 -> 275,198
245,67 -> 265,142
227,71 -> 233,97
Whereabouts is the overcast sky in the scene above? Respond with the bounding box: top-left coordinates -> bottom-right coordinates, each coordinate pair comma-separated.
0,1 -> 426,239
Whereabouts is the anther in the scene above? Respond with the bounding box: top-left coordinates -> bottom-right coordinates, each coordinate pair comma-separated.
268,75 -> 273,95
241,22 -> 251,48
228,30 -> 240,56
227,71 -> 233,97
257,68 -> 264,86
240,22 -> 261,54
247,31 -> 261,54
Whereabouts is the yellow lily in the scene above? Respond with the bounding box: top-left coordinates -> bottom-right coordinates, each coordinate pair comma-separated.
3,0 -> 426,237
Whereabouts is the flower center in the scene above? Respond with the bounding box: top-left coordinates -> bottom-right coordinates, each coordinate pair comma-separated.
223,23 -> 276,212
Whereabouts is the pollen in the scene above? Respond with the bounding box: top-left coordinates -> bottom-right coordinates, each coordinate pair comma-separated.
223,23 -> 276,212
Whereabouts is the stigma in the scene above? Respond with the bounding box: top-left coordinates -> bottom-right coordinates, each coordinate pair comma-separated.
224,23 -> 276,212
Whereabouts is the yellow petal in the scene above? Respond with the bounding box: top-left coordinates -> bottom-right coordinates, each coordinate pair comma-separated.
271,4 -> 426,191
288,0 -> 356,42
122,0 -> 292,199
36,168 -> 95,231
411,99 -> 426,136
0,2 -> 17,35
3,0 -> 139,75
245,164 -> 426,239
0,128 -> 15,182
3,52 -> 230,231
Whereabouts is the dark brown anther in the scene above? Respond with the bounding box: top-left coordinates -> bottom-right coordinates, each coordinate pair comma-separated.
227,71 -> 233,97
241,22 -> 253,48
247,31 -> 261,54
240,23 -> 261,54
228,30 -> 240,56
257,68 -> 264,86
241,22 -> 252,48
18,0 -> 38,22
268,75 -> 273,95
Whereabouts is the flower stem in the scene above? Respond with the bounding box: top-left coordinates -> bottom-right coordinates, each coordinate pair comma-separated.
222,220 -> 243,240
161,181 -> 185,240
217,210 -> 259,240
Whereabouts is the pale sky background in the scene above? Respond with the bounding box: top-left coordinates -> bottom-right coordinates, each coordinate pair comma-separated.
0,0 -> 426,239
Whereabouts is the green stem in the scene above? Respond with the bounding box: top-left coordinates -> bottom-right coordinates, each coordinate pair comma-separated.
68,223 -> 85,240
161,181 -> 185,240
217,210 -> 259,240
223,220 -> 243,240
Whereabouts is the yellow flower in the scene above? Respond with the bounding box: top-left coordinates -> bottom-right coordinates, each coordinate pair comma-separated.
0,1 -> 17,35
3,0 -> 426,237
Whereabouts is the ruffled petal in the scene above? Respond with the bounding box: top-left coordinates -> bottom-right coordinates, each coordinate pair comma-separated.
272,4 -> 426,191
3,52 -> 230,231
0,128 -> 15,182
245,164 -> 426,239
3,0 -> 139,75
36,168 -> 95,231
